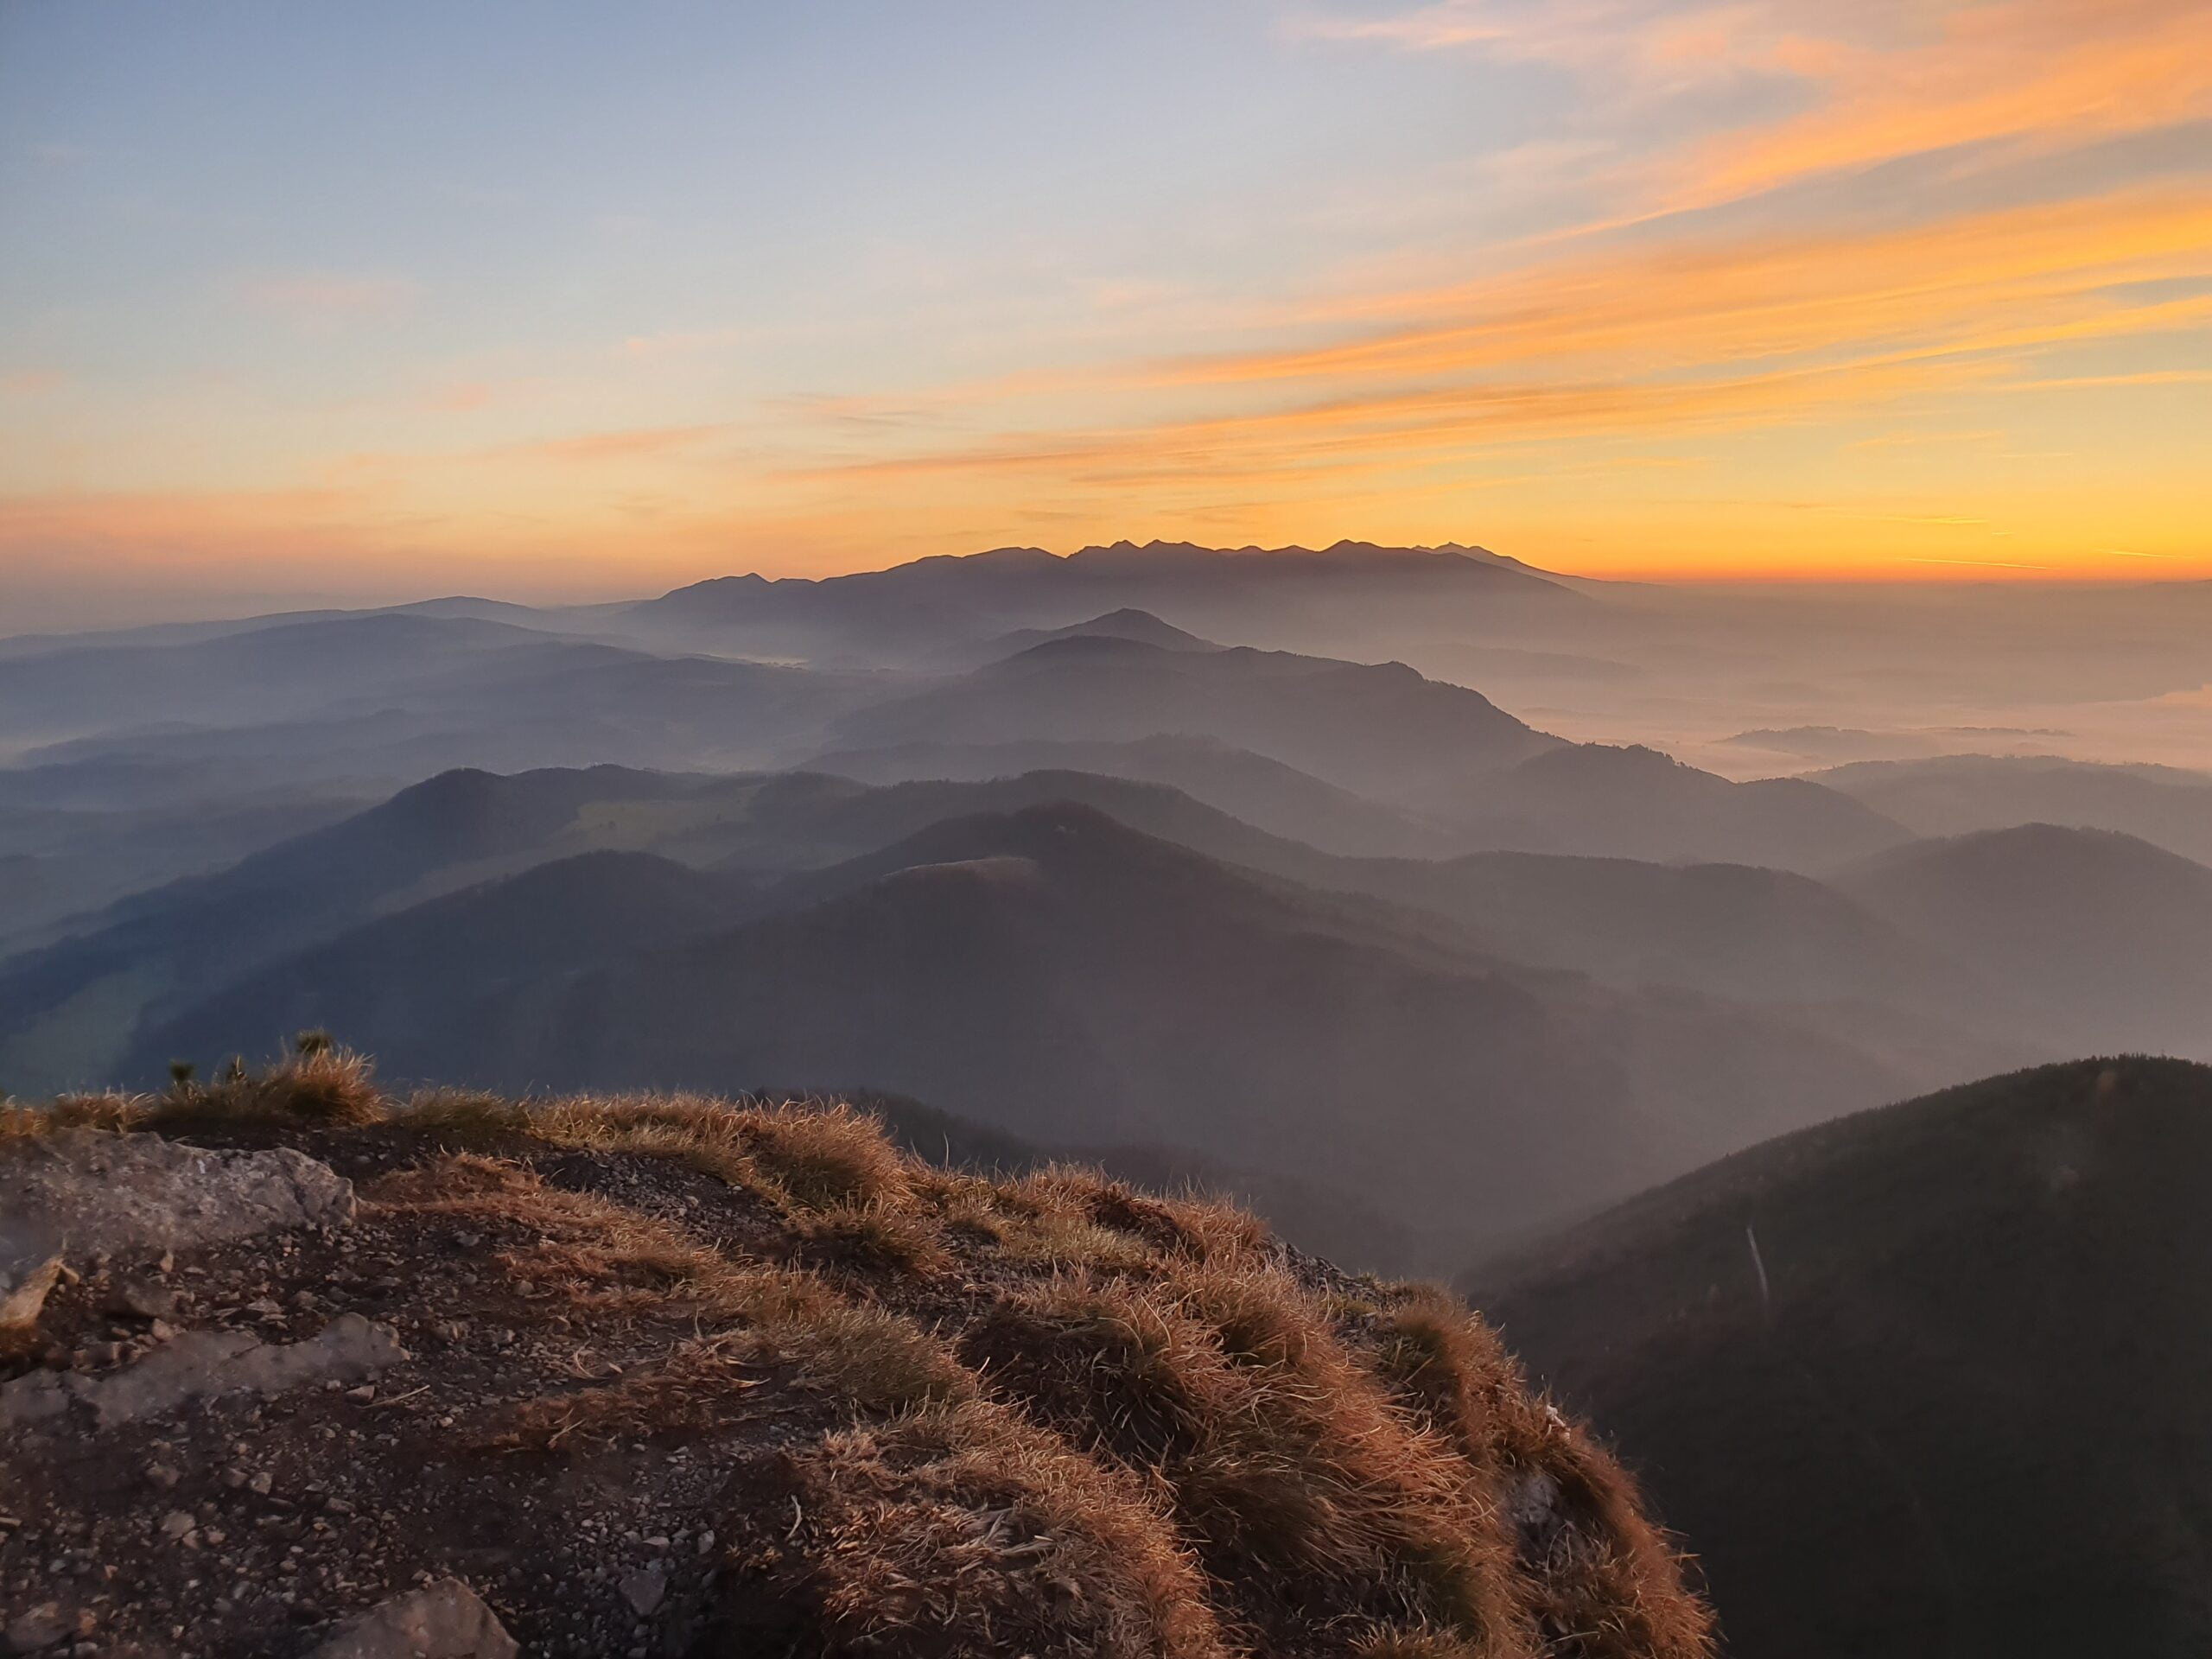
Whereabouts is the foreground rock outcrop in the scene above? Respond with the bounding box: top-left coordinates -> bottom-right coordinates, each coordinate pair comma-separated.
0,1065 -> 1712,1658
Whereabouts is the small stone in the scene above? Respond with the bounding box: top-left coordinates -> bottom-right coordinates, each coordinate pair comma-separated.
619,1565 -> 666,1616
696,1529 -> 715,1555
103,1281 -> 181,1322
306,1578 -> 518,1659
146,1461 -> 181,1490
346,1384 -> 375,1402
5,1603 -> 71,1652
249,1471 -> 274,1496
643,1535 -> 670,1550
160,1510 -> 197,1541
149,1319 -> 178,1343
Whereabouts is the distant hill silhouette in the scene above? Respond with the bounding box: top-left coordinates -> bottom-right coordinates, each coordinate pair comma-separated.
1836,823 -> 2212,1056
1815,753 -> 2212,865
808,734 -> 1457,858
829,635 -> 1563,804
970,607 -> 1219,662
1469,1057 -> 2212,1659
1423,742 -> 1910,871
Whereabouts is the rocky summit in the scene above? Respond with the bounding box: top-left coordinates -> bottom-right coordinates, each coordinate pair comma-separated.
0,1053 -> 1710,1659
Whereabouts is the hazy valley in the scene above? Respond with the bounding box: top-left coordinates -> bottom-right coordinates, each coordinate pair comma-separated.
7,539 -> 2212,1656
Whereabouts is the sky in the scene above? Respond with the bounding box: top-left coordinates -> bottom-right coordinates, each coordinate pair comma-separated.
1,0 -> 2209,622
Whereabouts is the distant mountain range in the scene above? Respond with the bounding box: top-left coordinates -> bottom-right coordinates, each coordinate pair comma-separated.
1471,1056 -> 2212,1658
625,538 -> 1579,663
16,747 -> 2212,1262
118,800 -> 1932,1262
8,538 -> 2212,1276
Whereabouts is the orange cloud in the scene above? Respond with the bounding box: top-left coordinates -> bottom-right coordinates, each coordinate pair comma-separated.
1681,0 -> 2212,207
1158,188 -> 2212,390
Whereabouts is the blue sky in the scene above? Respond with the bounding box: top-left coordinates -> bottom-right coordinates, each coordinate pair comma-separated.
2,0 -> 2208,622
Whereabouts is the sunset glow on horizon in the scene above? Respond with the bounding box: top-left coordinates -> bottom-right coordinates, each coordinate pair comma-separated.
3,0 -> 2209,622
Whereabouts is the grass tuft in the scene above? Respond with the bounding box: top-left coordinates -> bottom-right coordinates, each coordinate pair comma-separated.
143,1041 -> 386,1128
738,1398 -> 1228,1659
1366,1287 -> 1715,1659
963,1264 -> 1535,1656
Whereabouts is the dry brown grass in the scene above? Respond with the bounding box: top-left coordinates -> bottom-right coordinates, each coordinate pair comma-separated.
1352,1630 -> 1489,1659
791,1198 -> 953,1277
9,1067 -> 1712,1658
143,1043 -> 387,1128
395,1090 -> 920,1219
368,1154 -> 967,1446
963,1264 -> 1536,1657
1368,1288 -> 1715,1659
746,1397 -> 1227,1659
0,1091 -> 153,1140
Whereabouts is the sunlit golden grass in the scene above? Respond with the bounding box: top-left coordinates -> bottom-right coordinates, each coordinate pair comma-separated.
0,1090 -> 152,1140
1366,1286 -> 1715,1659
769,1397 -> 1229,1659
142,1039 -> 385,1128
960,1264 -> 1537,1656
4,1058 -> 1713,1657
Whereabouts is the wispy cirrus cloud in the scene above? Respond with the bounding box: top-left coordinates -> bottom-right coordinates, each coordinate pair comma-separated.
1297,0 -> 2212,211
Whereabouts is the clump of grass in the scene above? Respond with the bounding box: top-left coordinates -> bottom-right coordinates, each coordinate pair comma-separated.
993,1164 -> 1270,1268
739,1397 -> 1227,1659
792,1198 -> 952,1277
914,1169 -> 1013,1243
375,1153 -> 967,1447
369,1153 -> 730,1316
0,1090 -> 152,1141
1354,1629 -> 1489,1658
963,1265 -> 1535,1656
253,1039 -> 386,1122
398,1087 -> 534,1135
499,1267 -> 971,1448
478,1091 -> 917,1217
738,1098 -> 914,1211
527,1092 -> 766,1189
1365,1287 -> 1714,1659
145,1036 -> 386,1128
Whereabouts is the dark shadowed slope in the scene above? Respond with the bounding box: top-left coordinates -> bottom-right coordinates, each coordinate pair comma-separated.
0,766 -> 710,1090
1835,823 -> 2212,1056
128,850 -> 762,1084
135,804 -> 1931,1261
1468,1057 -> 2212,1659
0,763 -> 1369,1095
1814,753 -> 2212,865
